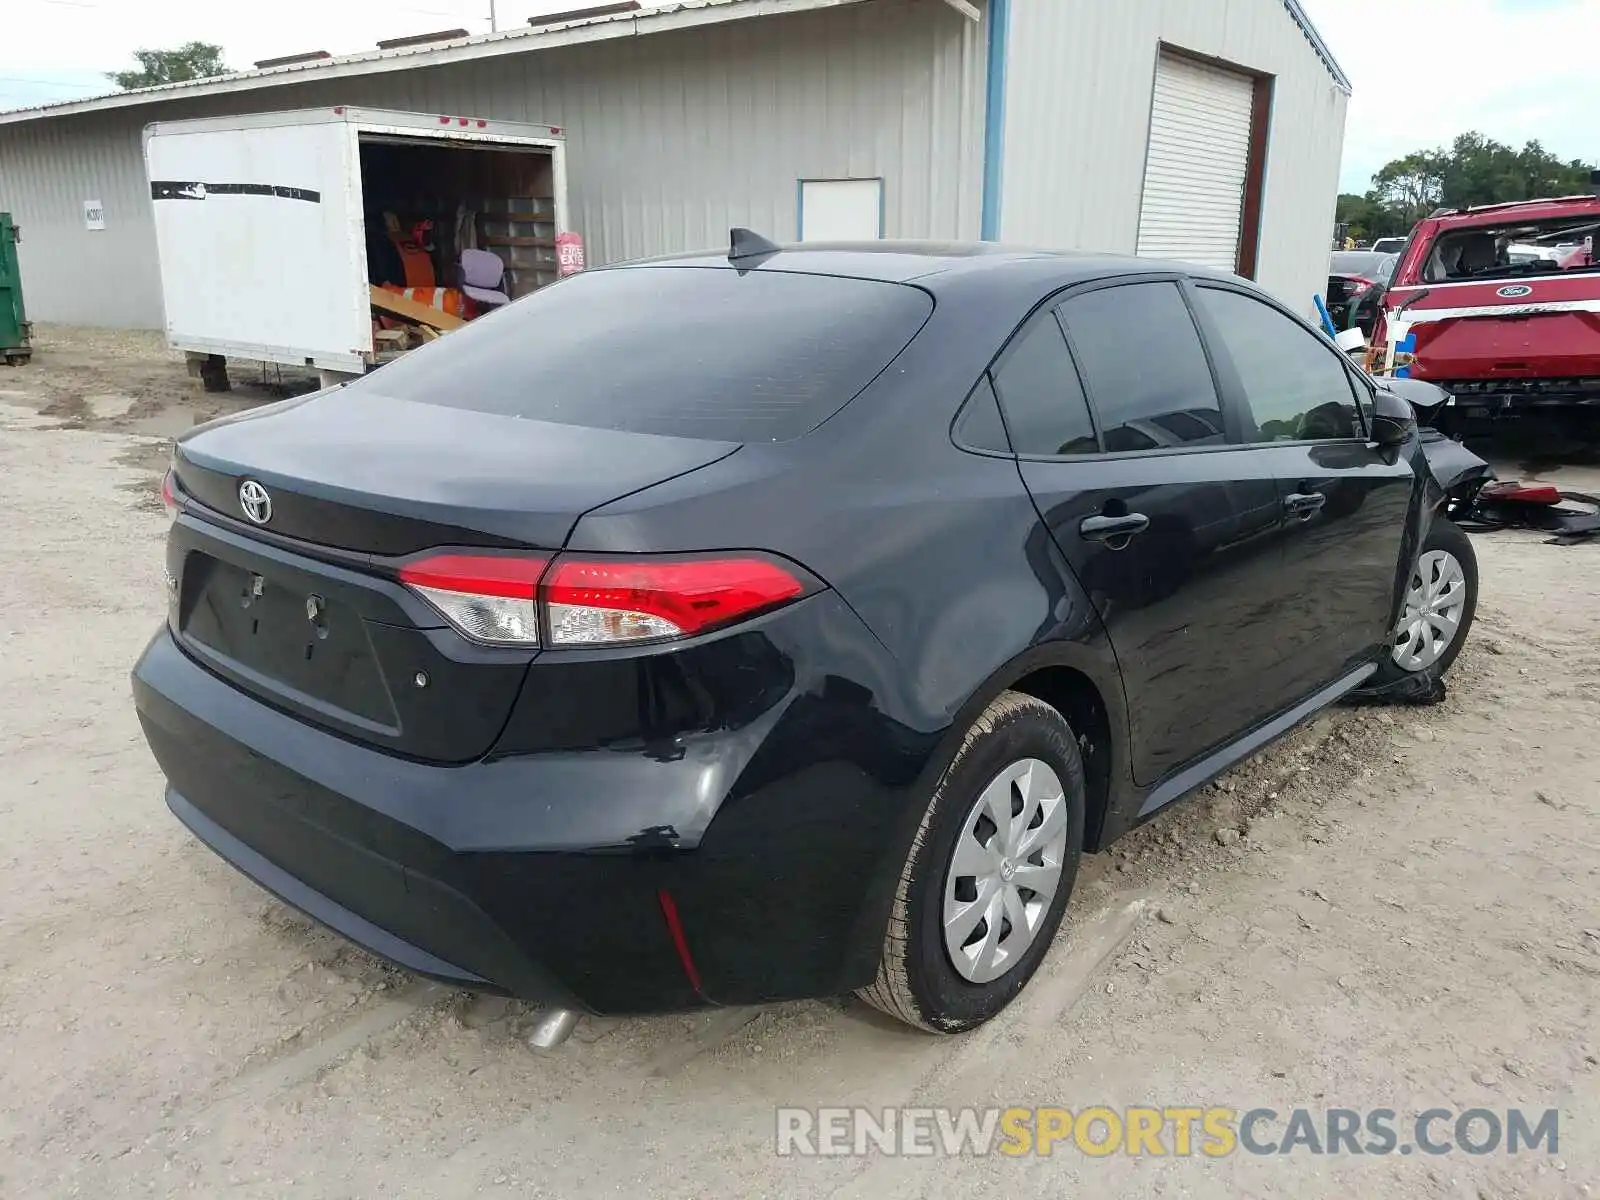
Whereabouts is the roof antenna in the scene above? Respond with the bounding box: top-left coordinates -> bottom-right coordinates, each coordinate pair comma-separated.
729,227 -> 781,263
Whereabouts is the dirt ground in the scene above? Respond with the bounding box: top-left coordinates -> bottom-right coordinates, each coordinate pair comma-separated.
2,326 -> 1598,1198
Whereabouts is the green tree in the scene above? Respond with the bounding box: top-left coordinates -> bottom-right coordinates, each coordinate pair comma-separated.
1346,134 -> 1596,247
1370,150 -> 1449,228
107,42 -> 229,90
1435,132 -> 1593,209
1336,192 -> 1388,241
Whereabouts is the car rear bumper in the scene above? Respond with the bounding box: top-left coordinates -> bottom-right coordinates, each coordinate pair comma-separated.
132,603 -> 935,1014
164,786 -> 510,992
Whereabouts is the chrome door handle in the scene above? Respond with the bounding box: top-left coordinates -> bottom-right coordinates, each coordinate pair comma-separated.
1284,492 -> 1327,519
1079,513 -> 1151,543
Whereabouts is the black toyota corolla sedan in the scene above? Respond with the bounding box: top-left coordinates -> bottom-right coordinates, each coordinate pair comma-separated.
132,237 -> 1488,1034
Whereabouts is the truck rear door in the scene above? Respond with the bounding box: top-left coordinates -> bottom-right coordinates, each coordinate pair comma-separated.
144,114 -> 369,373
1388,274 -> 1600,389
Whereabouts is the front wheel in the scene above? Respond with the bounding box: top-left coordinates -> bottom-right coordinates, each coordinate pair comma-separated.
1375,517 -> 1478,687
858,691 -> 1085,1033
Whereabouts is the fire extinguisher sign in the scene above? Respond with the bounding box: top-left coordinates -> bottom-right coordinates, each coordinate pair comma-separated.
556,232 -> 586,276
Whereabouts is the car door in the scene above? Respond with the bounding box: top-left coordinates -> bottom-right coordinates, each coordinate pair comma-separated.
993,278 -> 1286,786
1189,282 -> 1418,702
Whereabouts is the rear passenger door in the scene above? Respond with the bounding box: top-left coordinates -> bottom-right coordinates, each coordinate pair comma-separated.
996,279 -> 1285,786
1189,283 -> 1417,701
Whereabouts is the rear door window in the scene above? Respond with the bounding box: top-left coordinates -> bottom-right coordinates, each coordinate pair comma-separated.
1057,282 -> 1226,452
359,266 -> 933,442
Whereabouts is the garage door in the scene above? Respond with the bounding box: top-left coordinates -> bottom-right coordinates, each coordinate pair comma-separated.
1136,52 -> 1256,273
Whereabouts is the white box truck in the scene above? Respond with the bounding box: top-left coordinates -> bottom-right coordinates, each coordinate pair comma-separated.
143,106 -> 570,385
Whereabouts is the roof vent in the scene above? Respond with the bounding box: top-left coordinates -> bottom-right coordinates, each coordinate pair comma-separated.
253,50 -> 333,69
376,28 -> 471,50
529,2 -> 641,28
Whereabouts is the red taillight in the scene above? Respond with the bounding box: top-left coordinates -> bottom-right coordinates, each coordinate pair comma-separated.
396,551 -> 808,648
1481,481 -> 1562,506
399,553 -> 549,598
398,553 -> 550,646
160,469 -> 178,518
542,555 -> 805,645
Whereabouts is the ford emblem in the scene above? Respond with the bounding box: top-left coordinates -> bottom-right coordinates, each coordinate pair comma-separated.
1497,285 -> 1533,298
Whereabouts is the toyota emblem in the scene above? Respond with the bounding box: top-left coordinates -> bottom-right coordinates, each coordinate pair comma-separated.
238,479 -> 272,525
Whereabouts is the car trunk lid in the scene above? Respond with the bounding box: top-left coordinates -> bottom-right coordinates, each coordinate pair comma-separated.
174,388 -> 739,553
168,388 -> 738,762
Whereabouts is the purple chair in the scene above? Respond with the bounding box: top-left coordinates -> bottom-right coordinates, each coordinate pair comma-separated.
460,248 -> 511,309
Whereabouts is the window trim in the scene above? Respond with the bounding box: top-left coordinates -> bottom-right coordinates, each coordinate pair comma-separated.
951,270 -> 1356,463
953,271 -> 1199,460
949,373 -> 1019,458
984,305 -> 1104,457
1189,279 -> 1372,447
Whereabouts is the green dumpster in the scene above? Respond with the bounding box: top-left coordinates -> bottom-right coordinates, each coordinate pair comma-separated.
0,212 -> 30,364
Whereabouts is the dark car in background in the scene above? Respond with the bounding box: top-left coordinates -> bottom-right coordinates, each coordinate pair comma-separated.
1328,250 -> 1398,336
133,239 -> 1483,1034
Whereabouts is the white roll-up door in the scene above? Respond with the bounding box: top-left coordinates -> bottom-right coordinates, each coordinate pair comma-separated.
1136,52 -> 1256,273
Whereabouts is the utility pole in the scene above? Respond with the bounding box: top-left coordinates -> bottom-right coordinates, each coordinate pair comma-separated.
489,0 -> 498,31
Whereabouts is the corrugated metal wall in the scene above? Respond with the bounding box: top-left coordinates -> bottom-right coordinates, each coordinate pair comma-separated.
998,0 -> 1348,315
0,109 -> 169,328
0,0 -> 985,329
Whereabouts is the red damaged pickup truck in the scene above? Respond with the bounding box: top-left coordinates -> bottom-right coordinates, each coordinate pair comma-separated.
1376,182 -> 1600,436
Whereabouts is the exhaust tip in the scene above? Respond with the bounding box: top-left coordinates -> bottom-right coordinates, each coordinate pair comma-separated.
524,1007 -> 581,1051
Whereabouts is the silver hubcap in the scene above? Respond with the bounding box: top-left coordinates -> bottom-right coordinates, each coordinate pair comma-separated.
1392,549 -> 1468,672
942,758 -> 1069,985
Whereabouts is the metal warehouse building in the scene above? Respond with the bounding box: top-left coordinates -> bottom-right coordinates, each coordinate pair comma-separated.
0,0 -> 1349,331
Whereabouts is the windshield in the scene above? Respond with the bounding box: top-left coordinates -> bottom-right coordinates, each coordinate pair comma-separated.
1420,214 -> 1600,282
360,266 -> 934,442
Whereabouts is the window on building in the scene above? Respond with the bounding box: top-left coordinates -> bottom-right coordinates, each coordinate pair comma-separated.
798,178 -> 884,241
989,314 -> 1099,456
1195,286 -> 1361,441
1058,283 -> 1225,452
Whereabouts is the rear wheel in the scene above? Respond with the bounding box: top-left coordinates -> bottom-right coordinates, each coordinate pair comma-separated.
1376,518 -> 1478,686
858,691 -> 1085,1033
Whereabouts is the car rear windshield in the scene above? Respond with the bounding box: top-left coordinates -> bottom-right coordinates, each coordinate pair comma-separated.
361,265 -> 934,442
1331,252 -> 1394,278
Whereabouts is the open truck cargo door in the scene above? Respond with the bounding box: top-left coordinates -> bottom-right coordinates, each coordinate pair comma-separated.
144,107 -> 569,376
146,112 -> 369,372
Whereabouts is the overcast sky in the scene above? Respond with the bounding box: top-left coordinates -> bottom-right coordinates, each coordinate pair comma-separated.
3,0 -> 1597,194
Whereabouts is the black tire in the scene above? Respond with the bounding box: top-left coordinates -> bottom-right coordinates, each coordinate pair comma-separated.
858,691 -> 1086,1033
1373,517 -> 1478,687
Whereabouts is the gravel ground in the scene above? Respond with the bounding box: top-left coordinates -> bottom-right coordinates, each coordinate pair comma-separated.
1,328 -> 1598,1198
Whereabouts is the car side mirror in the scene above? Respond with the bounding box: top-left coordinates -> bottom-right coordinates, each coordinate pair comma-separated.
1369,387 -> 1417,447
